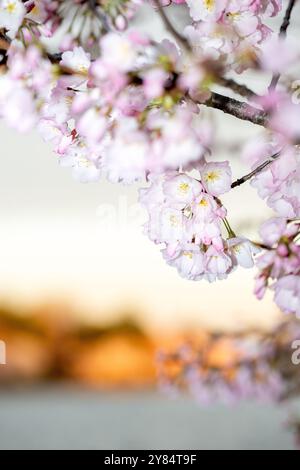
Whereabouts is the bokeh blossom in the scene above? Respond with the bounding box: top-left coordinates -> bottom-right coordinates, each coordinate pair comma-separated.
254,218 -> 300,317
158,319 -> 300,405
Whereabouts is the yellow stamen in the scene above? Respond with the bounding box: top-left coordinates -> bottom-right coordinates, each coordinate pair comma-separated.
31,5 -> 40,15
78,65 -> 88,74
178,182 -> 190,193
198,198 -> 208,207
5,2 -> 16,13
78,157 -> 92,168
204,170 -> 220,182
169,214 -> 179,227
227,12 -> 241,20
203,0 -> 214,12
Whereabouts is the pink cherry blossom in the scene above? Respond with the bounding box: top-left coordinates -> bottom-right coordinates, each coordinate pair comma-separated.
142,68 -> 169,100
200,161 -> 232,196
0,0 -> 25,38
205,245 -> 232,276
255,218 -> 300,317
259,217 -> 288,247
260,36 -> 300,74
162,244 -> 205,280
60,47 -> 91,75
227,237 -> 258,269
100,32 -> 139,72
273,276 -> 300,318
251,147 -> 300,218
186,0 -> 227,22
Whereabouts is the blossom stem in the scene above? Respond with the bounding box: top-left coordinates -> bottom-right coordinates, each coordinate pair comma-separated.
231,152 -> 281,189
279,0 -> 297,37
88,0 -> 111,32
252,241 -> 271,250
223,218 -> 236,238
269,0 -> 297,90
153,0 -> 192,52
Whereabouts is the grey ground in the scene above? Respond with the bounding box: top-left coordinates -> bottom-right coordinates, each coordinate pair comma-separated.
0,385 -> 296,450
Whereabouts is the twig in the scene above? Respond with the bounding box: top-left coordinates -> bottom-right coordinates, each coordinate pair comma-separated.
203,92 -> 268,127
218,77 -> 256,99
269,0 -> 297,90
279,0 -> 297,38
153,0 -> 191,52
251,241 -> 272,250
231,152 -> 281,189
88,0 -> 111,32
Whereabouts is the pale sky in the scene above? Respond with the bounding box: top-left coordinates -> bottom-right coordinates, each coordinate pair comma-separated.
0,4 -> 299,332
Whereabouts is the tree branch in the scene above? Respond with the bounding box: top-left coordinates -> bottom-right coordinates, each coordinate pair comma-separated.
269,0 -> 297,90
218,77 -> 257,99
152,0 -> 191,52
231,152 -> 281,189
203,92 -> 268,127
279,0 -> 297,38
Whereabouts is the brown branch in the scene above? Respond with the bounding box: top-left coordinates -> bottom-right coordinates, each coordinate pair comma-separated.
269,0 -> 297,90
153,0 -> 191,52
203,92 -> 268,127
218,77 -> 256,99
279,0 -> 297,38
231,152 -> 281,189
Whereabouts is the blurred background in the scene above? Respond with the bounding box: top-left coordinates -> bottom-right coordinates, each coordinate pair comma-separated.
0,2 -> 300,450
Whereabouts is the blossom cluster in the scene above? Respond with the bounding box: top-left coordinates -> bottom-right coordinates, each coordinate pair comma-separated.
244,144 -> 300,219
0,43 -> 52,132
247,94 -> 300,219
139,166 -> 258,281
185,0 -> 282,73
0,21 -> 220,183
255,218 -> 300,318
157,319 -> 300,405
0,0 -> 141,42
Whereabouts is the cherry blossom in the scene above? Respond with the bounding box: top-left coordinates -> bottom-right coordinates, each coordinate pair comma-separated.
60,47 -> 91,75
0,0 -> 25,38
200,161 -> 232,196
254,218 -> 300,316
0,0 -> 298,321
273,275 -> 300,318
186,0 -> 227,22
251,147 -> 300,218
